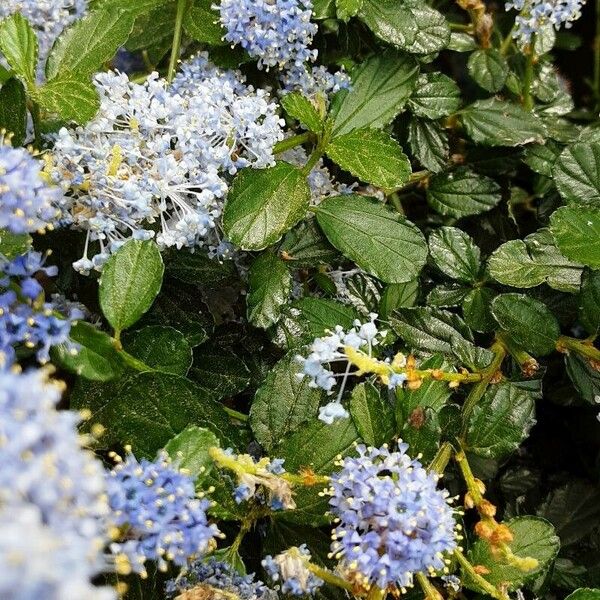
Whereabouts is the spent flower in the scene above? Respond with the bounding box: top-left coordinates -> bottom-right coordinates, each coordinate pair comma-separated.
262,545 -> 323,596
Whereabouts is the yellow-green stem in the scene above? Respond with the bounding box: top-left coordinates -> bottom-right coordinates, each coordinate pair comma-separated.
453,549 -> 509,600
366,585 -> 386,600
167,0 -> 189,83
428,441 -> 453,475
273,132 -> 314,154
455,449 -> 484,505
557,335 -> 600,362
305,563 -> 355,592
416,573 -> 444,600
522,40 -> 536,111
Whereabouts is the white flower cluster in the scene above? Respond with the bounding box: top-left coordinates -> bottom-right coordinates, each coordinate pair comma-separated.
49,54 -> 284,273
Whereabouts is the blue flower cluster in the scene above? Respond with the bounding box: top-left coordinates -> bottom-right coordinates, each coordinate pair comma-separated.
106,452 -> 220,576
50,55 -> 283,273
166,558 -> 276,599
0,0 -> 88,81
0,143 -> 61,234
0,251 -> 82,365
0,368 -> 112,599
262,545 -> 323,596
328,444 -> 457,591
506,0 -> 586,45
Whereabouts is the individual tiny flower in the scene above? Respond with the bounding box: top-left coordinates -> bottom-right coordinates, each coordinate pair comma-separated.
210,447 -> 295,510
318,401 -> 349,424
0,367 -> 112,598
106,451 -> 220,576
281,64 -> 351,99
0,251 -> 82,365
0,0 -> 88,81
328,443 -> 457,590
218,0 -> 318,71
262,545 -> 323,596
0,141 -> 61,234
166,558 -> 277,599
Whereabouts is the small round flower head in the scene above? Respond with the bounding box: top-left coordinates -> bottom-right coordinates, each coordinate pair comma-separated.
0,251 -> 82,365
0,142 -> 61,234
0,368 -> 111,593
218,0 -> 318,70
0,0 -> 88,81
166,558 -> 277,599
328,443 -> 457,590
506,0 -> 586,45
262,545 -> 323,595
106,451 -> 220,576
50,56 -> 283,272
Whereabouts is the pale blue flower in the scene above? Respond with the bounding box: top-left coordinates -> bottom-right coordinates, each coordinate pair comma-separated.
262,545 -> 323,595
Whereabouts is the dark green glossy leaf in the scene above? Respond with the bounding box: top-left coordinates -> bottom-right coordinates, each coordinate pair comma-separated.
408,117 -> 449,172
408,72 -> 460,120
428,226 -> 481,283
349,382 -> 395,446
467,48 -> 509,92
0,78 -> 27,145
281,92 -> 324,133
183,0 -> 226,45
553,141 -> 600,205
550,206 -> 600,269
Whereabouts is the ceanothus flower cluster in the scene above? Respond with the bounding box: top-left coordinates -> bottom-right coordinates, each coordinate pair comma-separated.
506,0 -> 586,45
328,444 -> 457,591
0,368 -> 112,599
0,142 -> 61,234
166,558 -> 277,599
262,545 -> 323,596
106,451 -> 220,576
0,251 -> 83,365
0,0 -> 88,81
50,54 -> 284,273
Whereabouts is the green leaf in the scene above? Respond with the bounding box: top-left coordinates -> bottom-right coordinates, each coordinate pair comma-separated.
223,161 -> 311,250
550,206 -> 600,269
52,321 -> 125,381
523,140 -> 562,176
0,13 -> 37,84
279,220 -> 339,268
164,425 -> 219,483
316,195 -> 427,283
491,293 -> 560,356
408,117 -> 449,172
189,348 -> 251,400
399,407 -> 442,462
46,8 -> 135,80
247,251 -> 291,329
466,517 -> 560,592
166,251 -> 237,288
400,1 -> 450,54
465,383 -> 536,458
379,279 -> 419,318
313,0 -> 337,18
33,78 -> 100,123
326,128 -> 411,188
391,307 -> 493,369
427,167 -> 501,218
331,50 -> 419,135
464,287 -> 497,333
250,353 -> 323,451
281,92 -> 323,133
274,417 -> 360,526
183,0 -> 226,46
579,270 -> 600,335
0,78 -> 27,145
349,382 -> 395,446
74,371 -> 241,457
553,141 -> 600,205
488,229 -> 583,293
565,353 -> 600,404
99,239 -> 164,333
336,0 -> 364,20
292,297 -> 359,338
0,229 -> 31,259
122,325 -> 192,375
407,72 -> 461,120
460,99 -> 546,146
427,284 -> 471,307
467,49 -> 509,92
566,590 -> 600,600
428,227 -> 481,283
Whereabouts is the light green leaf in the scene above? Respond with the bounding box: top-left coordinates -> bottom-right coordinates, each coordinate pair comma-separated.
465,517 -> 560,592
465,383 -> 536,458
379,279 -> 419,318
401,1 -> 450,54
408,72 -> 460,120
52,321 -> 125,381
0,230 -> 31,259
491,293 -> 560,356
0,13 -> 37,84
326,128 -> 411,188
122,325 -> 192,375
34,78 -> 100,123
488,229 -> 583,293
460,98 -> 546,146
408,117 -> 449,172
164,425 -> 219,483
316,195 -> 428,283
0,78 -> 27,145
550,206 -> 600,269
427,167 -> 501,217
566,590 -> 600,600
183,0 -> 226,45
349,382 -> 395,446
336,0 -> 364,20
250,354 -> 323,451
46,8 -> 135,80
553,140 -> 600,205
331,50 -> 419,135
467,48 -> 509,92
99,239 -> 164,333
428,227 -> 481,283
281,92 -> 324,133
279,220 -> 339,268
223,161 -> 311,250
247,250 -> 292,329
